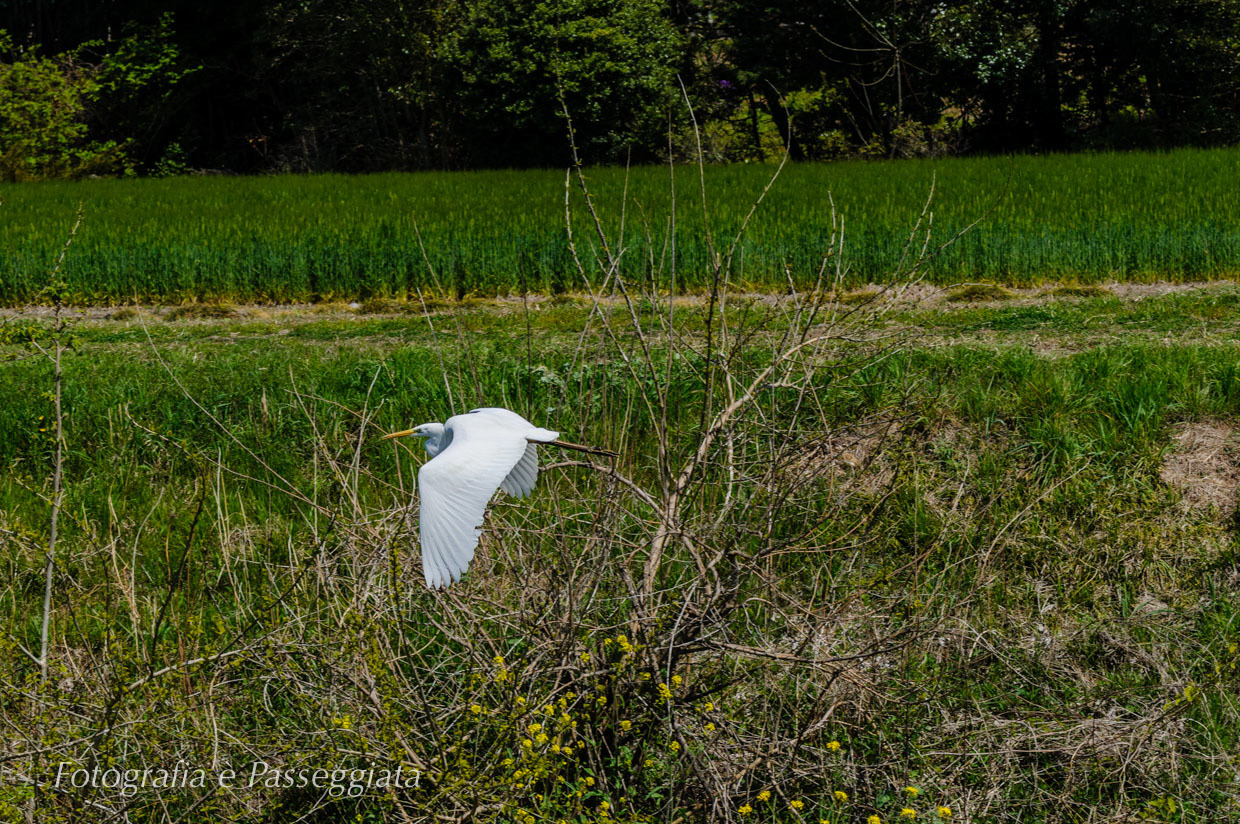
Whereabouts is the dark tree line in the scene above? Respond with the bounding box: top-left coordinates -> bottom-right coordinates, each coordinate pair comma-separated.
2,0 -> 1240,178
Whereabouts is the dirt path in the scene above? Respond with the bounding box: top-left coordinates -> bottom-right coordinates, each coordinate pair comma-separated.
4,280 -> 1240,355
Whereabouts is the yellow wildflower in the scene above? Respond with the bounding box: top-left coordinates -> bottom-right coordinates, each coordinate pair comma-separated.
620,720 -> 632,732
756,791 -> 771,802
516,697 -> 527,705
936,807 -> 952,819
527,723 -> 543,734
668,741 -> 680,753
671,674 -> 683,687
584,776 -> 595,787
492,655 -> 504,666
790,800 -> 805,810
827,740 -> 841,752
868,817 -> 882,824
900,809 -> 916,819
469,704 -> 483,715
703,701 -> 714,712
739,806 -> 753,816
522,739 -> 533,749
904,787 -> 920,798
535,733 -> 549,744
599,801 -> 610,812
705,722 -> 716,732
833,791 -> 848,803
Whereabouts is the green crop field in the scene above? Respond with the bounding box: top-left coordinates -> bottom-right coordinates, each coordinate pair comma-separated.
2,147 -> 1240,305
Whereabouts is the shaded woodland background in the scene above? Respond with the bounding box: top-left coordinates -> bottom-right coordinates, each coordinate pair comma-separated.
2,0 -> 1240,179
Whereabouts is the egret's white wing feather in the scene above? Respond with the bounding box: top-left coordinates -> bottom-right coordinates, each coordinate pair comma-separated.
500,443 -> 539,498
417,413 -> 530,588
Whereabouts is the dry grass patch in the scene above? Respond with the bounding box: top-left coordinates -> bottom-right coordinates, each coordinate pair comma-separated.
835,286 -> 881,305
947,283 -> 1018,302
1160,420 -> 1240,512
165,301 -> 238,320
1046,283 -> 1113,298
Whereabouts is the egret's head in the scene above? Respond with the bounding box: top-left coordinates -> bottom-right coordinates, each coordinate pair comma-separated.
383,422 -> 443,441
383,422 -> 448,455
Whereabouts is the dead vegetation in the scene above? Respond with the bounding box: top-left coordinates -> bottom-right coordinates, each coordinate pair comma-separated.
1160,420 -> 1240,512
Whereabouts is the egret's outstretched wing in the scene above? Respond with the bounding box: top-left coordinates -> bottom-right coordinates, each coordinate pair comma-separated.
500,443 -> 539,498
417,414 -> 529,588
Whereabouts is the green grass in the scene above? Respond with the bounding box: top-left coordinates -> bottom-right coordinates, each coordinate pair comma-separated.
3,146 -> 1240,304
3,294 -> 1240,821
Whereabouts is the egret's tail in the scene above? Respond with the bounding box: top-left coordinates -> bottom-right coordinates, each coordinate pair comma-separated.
526,427 -> 560,442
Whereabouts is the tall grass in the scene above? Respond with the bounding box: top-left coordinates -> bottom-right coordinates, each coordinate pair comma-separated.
4,304 -> 1240,822
2,147 -> 1240,304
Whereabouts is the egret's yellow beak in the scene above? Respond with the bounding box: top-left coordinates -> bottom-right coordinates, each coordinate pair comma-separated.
383,428 -> 417,440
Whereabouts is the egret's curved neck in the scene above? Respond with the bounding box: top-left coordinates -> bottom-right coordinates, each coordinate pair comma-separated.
422,423 -> 450,457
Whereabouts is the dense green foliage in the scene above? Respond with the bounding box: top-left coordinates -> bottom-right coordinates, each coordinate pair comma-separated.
4,0 -> 1240,174
0,16 -> 190,181
3,147 -> 1240,304
0,31 -> 124,181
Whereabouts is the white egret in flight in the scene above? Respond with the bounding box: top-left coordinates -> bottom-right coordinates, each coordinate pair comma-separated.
384,407 -> 616,588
